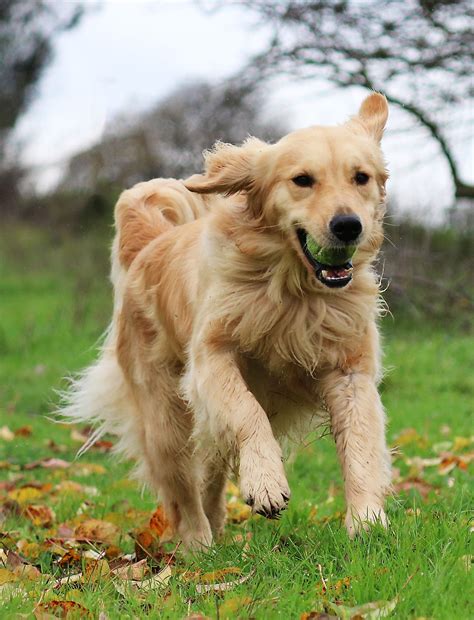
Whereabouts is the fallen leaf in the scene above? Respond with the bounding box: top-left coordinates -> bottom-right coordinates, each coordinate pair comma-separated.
58,550 -> 82,567
327,596 -> 398,619
24,504 -> 56,527
113,564 -> 172,597
84,558 -> 110,583
73,463 -> 106,477
25,458 -> 71,470
452,436 -> 473,452
92,440 -> 114,452
131,527 -> 167,561
74,519 -> 120,545
112,558 -> 149,580
439,453 -> 473,475
195,569 -> 255,594
13,563 -> 42,581
34,600 -> 92,619
16,539 -> 42,560
8,483 -> 52,504
0,567 -> 18,584
301,613 -> 338,620
0,499 -> 21,523
0,426 -> 14,441
14,425 -> 33,437
149,506 -> 173,540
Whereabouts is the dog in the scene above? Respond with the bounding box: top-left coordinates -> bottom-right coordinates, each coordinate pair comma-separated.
62,93 -> 392,549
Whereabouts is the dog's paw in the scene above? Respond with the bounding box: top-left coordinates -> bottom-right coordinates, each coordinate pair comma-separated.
239,450 -> 291,519
345,505 -> 388,538
178,517 -> 213,551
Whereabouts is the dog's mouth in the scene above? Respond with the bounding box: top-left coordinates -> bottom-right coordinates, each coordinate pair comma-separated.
296,228 -> 353,288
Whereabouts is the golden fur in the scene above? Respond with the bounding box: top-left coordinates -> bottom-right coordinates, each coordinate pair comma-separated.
62,93 -> 392,548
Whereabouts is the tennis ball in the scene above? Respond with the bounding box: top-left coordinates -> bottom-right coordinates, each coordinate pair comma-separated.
306,234 -> 356,266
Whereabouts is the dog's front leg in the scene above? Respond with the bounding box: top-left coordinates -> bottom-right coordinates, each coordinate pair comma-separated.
186,346 -> 290,518
320,368 -> 391,537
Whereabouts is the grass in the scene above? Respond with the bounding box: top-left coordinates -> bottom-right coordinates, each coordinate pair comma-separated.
0,225 -> 472,619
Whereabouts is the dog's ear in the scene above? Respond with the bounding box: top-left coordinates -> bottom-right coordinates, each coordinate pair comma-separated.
354,92 -> 389,143
184,137 -> 267,195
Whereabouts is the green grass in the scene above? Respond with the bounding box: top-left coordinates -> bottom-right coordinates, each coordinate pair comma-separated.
0,226 -> 472,619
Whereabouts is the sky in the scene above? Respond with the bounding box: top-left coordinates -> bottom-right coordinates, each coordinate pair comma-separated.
14,0 -> 474,220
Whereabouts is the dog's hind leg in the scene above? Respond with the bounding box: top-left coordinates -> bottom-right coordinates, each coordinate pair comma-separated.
130,366 -> 213,550
202,451 -> 229,539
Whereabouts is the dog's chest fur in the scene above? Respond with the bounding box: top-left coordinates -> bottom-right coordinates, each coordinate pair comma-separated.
219,270 -> 378,377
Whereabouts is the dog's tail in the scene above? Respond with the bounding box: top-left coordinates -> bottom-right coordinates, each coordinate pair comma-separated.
58,326 -> 133,455
114,178 -> 208,270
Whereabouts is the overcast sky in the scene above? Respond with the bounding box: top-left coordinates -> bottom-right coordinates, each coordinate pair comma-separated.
15,0 -> 474,220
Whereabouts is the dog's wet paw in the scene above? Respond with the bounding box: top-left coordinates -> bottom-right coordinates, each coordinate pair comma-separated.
239,453 -> 291,519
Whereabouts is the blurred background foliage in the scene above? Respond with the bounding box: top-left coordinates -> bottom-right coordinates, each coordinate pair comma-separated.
0,0 -> 472,326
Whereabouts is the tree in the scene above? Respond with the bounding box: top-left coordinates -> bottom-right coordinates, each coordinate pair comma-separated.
60,80 -> 286,193
0,0 -> 87,212
232,0 -> 474,199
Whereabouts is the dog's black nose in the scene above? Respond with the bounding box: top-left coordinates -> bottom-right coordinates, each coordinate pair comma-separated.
330,215 -> 362,243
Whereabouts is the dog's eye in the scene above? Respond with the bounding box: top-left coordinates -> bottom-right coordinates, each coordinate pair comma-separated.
354,171 -> 370,185
292,174 -> 314,188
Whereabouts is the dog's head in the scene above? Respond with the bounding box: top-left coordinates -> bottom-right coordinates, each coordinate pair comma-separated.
185,93 -> 388,289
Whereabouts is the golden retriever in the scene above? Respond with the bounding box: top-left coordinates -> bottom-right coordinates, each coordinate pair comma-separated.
63,93 -> 392,549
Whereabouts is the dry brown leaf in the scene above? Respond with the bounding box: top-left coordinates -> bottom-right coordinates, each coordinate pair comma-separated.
74,519 -> 120,545
14,425 -> 33,437
112,558 -> 149,580
16,539 -> 42,560
34,600 -> 92,619
24,504 -> 56,527
149,506 -> 173,540
113,564 -> 172,597
301,613 -> 338,620
92,440 -> 114,452
131,527 -> 165,561
24,458 -> 71,471
58,549 -> 82,567
439,453 -> 473,475
13,563 -> 42,581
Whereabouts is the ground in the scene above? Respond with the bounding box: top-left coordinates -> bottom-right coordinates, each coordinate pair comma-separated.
0,226 -> 472,619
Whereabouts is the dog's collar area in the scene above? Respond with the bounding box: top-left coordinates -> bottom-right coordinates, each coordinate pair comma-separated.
296,228 -> 353,288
